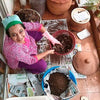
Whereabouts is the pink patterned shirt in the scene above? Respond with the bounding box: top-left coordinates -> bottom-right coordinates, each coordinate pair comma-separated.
3,22 -> 42,69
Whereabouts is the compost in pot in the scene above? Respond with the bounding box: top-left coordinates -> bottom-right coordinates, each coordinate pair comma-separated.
52,34 -> 73,54
47,72 -> 69,96
16,9 -> 41,22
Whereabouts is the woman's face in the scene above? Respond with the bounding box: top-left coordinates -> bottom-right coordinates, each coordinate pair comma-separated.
9,24 -> 26,43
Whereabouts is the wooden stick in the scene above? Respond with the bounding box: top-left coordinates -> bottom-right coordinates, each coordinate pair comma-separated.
89,10 -> 100,61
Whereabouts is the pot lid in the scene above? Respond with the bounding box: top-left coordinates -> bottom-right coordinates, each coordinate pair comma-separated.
72,51 -> 99,76
50,0 -> 70,3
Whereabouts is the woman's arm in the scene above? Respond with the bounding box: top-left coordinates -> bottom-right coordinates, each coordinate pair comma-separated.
40,26 -> 46,33
10,46 -> 54,65
23,22 -> 61,45
40,26 -> 61,45
36,50 -> 54,60
23,22 -> 42,31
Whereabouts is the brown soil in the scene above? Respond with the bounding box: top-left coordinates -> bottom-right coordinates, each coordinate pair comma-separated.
52,34 -> 73,54
16,9 -> 40,22
47,72 -> 69,96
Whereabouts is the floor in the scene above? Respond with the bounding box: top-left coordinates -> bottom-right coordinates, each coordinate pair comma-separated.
42,6 -> 100,100
0,0 -> 100,100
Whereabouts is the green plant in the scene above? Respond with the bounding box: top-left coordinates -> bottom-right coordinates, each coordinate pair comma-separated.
85,0 -> 100,11
84,0 -> 100,18
97,13 -> 100,17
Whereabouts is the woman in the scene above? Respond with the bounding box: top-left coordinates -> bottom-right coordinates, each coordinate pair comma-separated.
2,15 -> 61,74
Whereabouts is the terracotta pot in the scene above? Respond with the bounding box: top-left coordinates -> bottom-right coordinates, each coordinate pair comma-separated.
29,0 -> 46,17
70,18 -> 88,32
72,51 -> 99,76
50,30 -> 75,55
70,8 -> 90,32
16,9 -> 42,23
47,0 -> 72,15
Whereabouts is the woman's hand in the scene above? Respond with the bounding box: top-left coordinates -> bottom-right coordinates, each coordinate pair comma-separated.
47,50 -> 55,54
42,31 -> 61,45
36,50 -> 55,60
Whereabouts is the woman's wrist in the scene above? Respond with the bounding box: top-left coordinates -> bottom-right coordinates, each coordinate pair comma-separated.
36,50 -> 54,60
40,26 -> 46,33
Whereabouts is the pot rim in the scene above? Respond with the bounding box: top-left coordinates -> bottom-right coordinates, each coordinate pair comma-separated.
71,8 -> 90,24
50,30 -> 76,56
16,8 -> 42,23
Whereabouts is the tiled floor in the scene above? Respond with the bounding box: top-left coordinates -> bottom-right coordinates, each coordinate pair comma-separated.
71,69 -> 100,100
42,5 -> 100,100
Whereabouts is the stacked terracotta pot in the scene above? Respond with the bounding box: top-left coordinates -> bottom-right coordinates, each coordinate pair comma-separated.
70,8 -> 90,32
47,0 -> 72,15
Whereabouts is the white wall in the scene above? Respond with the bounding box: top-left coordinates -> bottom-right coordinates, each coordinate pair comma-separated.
4,0 -> 14,14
